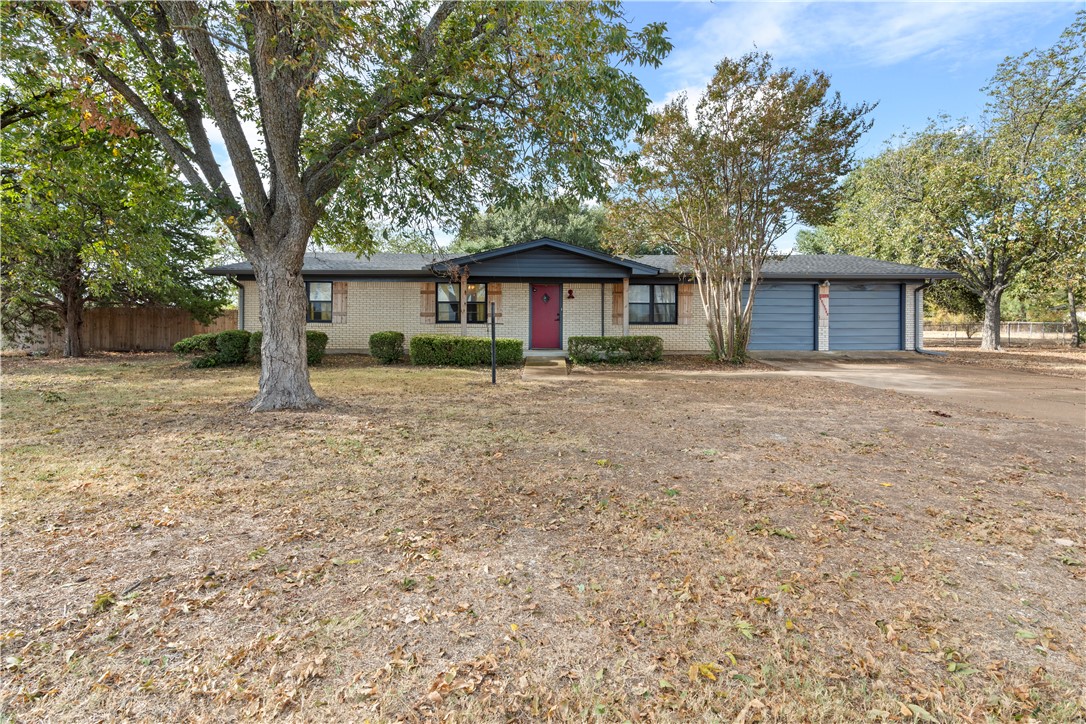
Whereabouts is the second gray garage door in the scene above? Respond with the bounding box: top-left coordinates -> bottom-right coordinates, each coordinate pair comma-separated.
748,283 -> 816,351
830,284 -> 902,350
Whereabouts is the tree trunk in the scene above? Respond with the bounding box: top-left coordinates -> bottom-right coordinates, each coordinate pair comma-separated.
1068,285 -> 1080,348
979,288 -> 1004,351
250,246 -> 321,411
62,291 -> 84,358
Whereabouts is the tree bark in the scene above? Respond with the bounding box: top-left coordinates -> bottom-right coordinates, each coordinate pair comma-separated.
1069,285 -> 1080,348
979,288 -> 1004,351
62,291 -> 84,358
249,245 -> 321,412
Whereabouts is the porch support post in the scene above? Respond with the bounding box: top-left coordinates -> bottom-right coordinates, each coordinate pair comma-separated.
600,283 -> 605,336
622,277 -> 630,337
459,274 -> 468,336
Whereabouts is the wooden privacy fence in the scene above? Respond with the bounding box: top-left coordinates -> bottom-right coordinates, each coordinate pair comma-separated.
30,307 -> 238,353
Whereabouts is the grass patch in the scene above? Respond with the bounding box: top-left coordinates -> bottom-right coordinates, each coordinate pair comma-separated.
1,353 -> 1083,720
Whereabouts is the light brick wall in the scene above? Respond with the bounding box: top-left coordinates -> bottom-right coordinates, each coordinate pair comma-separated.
239,279 -> 927,354
241,280 -> 535,352
240,280 -> 714,353
601,282 -> 710,352
817,282 -> 830,351
904,283 -> 921,351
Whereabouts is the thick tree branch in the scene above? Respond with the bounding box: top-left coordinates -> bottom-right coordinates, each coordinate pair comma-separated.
162,1 -> 268,226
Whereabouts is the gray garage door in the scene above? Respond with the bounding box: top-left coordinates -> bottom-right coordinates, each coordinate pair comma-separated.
747,283 -> 816,351
830,284 -> 902,350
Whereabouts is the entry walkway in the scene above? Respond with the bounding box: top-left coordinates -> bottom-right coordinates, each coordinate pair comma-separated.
521,355 -> 569,380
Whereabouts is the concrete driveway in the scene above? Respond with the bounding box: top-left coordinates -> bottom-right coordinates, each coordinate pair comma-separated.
759,353 -> 1086,428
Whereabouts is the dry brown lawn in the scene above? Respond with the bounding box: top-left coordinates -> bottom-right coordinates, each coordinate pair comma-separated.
925,344 -> 1086,379
2,354 -> 1084,722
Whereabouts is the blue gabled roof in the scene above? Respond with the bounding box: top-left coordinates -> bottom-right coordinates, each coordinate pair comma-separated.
436,237 -> 661,275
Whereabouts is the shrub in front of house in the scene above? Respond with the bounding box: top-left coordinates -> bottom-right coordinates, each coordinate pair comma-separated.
173,332 -> 221,367
247,331 -> 262,362
567,336 -> 664,364
305,331 -> 328,365
369,331 -> 405,364
174,330 -> 252,367
246,330 -> 329,365
409,334 -> 523,366
215,330 -> 251,365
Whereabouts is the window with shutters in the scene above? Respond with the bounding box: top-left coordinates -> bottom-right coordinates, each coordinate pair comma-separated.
629,284 -> 677,324
306,281 -> 333,323
437,282 -> 487,323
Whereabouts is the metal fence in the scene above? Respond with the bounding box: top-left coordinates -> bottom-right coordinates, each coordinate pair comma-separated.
924,321 -> 1081,346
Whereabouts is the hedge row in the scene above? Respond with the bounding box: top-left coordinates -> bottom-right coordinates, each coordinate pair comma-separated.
409,334 -> 523,366
567,335 -> 664,364
369,331 -> 405,364
174,329 -> 328,367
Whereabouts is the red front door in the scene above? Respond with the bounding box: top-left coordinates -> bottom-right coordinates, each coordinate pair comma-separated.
531,284 -> 561,349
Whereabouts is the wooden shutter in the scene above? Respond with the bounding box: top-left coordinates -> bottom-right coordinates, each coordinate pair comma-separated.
489,283 -> 502,321
420,282 -> 436,323
612,283 -> 624,326
678,284 -> 694,325
332,282 -> 348,324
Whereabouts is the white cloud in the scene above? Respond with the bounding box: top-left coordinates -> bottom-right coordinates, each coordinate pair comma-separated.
663,1 -> 1074,89
650,85 -> 705,119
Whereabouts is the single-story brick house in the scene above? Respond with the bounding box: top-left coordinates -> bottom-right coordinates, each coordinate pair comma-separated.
206,237 -> 956,355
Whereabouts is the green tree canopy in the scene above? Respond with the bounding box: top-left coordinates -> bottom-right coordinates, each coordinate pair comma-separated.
13,0 -> 670,408
1,87 -> 227,356
452,196 -> 605,254
813,13 -> 1085,349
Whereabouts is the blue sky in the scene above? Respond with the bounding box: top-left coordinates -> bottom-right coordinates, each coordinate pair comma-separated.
620,1 -> 1080,249
625,1 -> 1078,154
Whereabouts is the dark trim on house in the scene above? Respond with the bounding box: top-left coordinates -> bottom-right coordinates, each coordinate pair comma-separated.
629,282 -> 679,326
438,237 -> 661,276
305,280 -> 334,323
227,276 -> 245,331
435,281 -> 488,324
899,283 -> 907,351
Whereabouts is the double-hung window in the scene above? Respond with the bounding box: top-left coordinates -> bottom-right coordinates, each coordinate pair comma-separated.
629,284 -> 677,325
437,282 -> 488,324
306,281 -> 333,323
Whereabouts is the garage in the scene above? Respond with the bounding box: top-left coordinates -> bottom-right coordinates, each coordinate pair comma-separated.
748,283 -> 816,351
830,283 -> 902,350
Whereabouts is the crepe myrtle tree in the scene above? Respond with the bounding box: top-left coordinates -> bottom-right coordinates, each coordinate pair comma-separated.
19,1 -> 669,409
606,52 -> 872,362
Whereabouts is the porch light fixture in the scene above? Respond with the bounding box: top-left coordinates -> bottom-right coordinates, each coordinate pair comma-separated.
567,288 -> 575,299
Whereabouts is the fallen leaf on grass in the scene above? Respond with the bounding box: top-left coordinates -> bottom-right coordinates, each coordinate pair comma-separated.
688,662 -> 724,683
91,591 -> 116,613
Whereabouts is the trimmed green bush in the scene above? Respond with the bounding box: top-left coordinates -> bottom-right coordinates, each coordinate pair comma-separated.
215,329 -> 251,365
567,336 -> 664,364
369,331 -> 405,364
410,334 -> 523,366
306,330 -> 328,365
248,331 -> 262,362
247,329 -> 329,365
173,332 -> 220,367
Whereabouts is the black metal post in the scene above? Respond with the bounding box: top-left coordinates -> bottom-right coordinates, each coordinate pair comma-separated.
490,301 -> 497,384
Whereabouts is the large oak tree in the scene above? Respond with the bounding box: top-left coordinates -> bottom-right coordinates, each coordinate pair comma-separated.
14,1 -> 668,409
